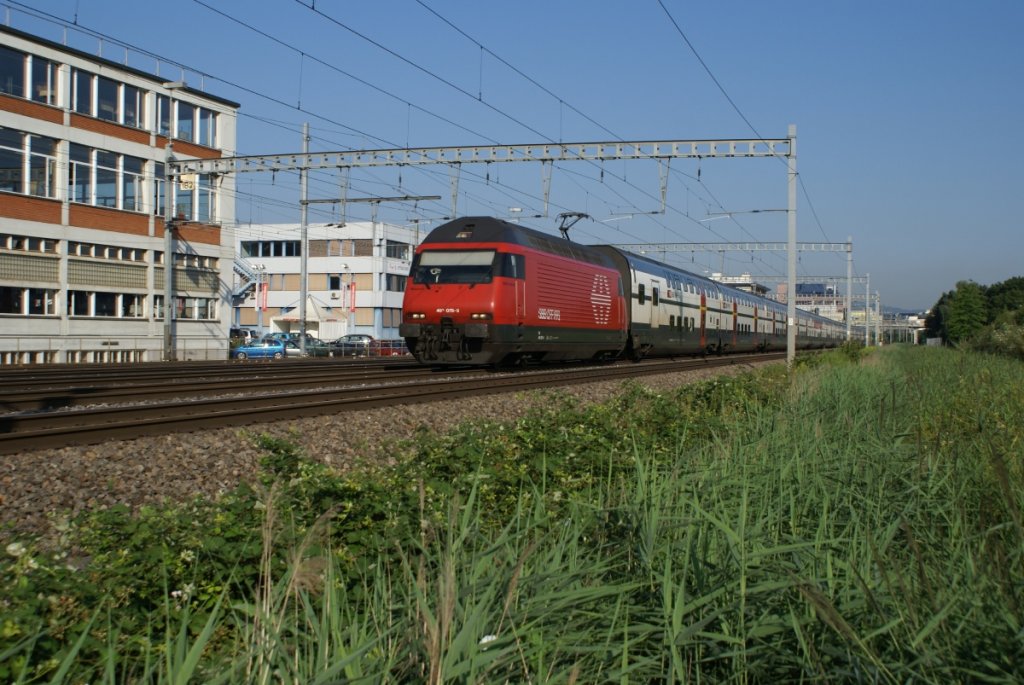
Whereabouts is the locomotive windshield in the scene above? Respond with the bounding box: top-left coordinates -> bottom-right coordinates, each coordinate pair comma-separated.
412,250 -> 496,285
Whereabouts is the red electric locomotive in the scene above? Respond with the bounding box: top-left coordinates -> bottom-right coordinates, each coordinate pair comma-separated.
401,216 -> 845,366
400,216 -> 628,365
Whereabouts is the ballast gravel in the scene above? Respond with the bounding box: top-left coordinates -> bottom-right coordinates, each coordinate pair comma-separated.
0,362 -> 773,544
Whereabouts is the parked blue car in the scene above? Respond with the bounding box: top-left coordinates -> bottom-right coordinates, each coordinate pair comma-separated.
231,338 -> 288,360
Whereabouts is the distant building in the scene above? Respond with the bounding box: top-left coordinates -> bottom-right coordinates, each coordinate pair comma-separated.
709,273 -> 770,296
776,281 -> 847,323
0,26 -> 239,364
232,222 -> 421,342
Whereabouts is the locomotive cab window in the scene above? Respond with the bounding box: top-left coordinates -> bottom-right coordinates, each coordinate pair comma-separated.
495,252 -> 525,279
412,250 -> 496,285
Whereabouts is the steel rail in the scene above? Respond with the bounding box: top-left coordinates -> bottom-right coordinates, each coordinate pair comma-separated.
0,365 -> 442,412
0,357 -> 412,389
0,353 -> 783,455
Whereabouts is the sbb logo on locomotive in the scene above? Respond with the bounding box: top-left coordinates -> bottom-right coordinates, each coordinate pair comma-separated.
590,274 -> 612,325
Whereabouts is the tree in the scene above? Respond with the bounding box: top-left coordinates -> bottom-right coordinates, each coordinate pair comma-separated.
944,280 -> 988,344
925,290 -> 951,341
984,276 -> 1024,321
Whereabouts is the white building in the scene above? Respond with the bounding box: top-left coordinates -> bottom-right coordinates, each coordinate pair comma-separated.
232,221 -> 421,342
1,26 -> 239,364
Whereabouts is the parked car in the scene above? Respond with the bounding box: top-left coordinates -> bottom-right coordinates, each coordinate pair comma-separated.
330,334 -> 379,357
229,327 -> 259,344
231,338 -> 288,360
282,339 -> 306,357
269,332 -> 320,346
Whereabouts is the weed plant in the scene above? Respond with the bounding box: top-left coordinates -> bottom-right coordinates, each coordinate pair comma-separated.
1,346 -> 1022,682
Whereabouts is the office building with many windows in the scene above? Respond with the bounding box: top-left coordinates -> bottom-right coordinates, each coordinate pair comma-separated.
0,25 -> 238,364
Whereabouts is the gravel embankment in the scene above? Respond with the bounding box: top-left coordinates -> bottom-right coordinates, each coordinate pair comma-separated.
0,362 -> 773,543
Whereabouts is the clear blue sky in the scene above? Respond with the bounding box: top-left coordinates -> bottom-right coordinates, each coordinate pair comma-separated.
11,0 -> 1023,310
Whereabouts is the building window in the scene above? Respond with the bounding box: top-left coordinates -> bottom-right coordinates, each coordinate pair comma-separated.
68,240 -> 147,262
2,233 -> 57,253
385,240 -> 410,260
123,84 -> 144,128
175,177 -> 193,220
241,240 -> 301,257
175,296 -> 216,320
121,294 -> 145,317
28,134 -> 58,198
0,287 -> 54,315
0,286 -> 22,314
68,290 -> 90,316
69,144 -> 154,212
1,129 -> 59,199
153,163 -> 166,216
72,69 -> 94,115
0,45 -> 25,98
69,143 -> 91,203
157,94 -> 171,136
94,291 -> 117,316
0,127 -> 23,193
386,274 -> 406,292
95,150 -> 118,207
176,101 -> 194,141
122,156 -> 144,212
67,290 -> 151,318
30,55 -> 59,105
96,75 -> 119,122
353,239 -> 373,256
196,173 -> 215,222
198,107 -> 217,147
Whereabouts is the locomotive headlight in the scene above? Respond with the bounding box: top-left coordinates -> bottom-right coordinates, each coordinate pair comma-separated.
470,312 -> 492,320
407,312 -> 426,320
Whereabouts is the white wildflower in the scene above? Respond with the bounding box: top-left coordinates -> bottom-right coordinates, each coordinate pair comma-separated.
5,542 -> 25,558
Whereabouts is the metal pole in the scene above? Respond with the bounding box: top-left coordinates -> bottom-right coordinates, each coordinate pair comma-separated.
786,124 -> 797,368
163,137 -> 175,361
865,273 -> 870,346
846,236 -> 853,341
256,265 -> 264,332
161,84 -> 183,362
876,292 -> 882,345
299,122 -> 309,354
348,269 -> 355,335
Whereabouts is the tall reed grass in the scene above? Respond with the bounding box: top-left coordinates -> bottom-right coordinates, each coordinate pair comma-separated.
2,346 -> 1022,682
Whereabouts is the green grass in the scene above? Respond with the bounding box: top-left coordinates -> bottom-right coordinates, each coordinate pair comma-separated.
2,346 -> 1022,683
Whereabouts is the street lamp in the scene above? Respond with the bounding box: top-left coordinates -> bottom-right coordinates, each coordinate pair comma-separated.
162,80 -> 185,362
253,264 -> 267,332
340,263 -> 354,335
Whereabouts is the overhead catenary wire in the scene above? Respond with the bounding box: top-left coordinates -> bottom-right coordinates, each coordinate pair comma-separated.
7,0 -> 835,283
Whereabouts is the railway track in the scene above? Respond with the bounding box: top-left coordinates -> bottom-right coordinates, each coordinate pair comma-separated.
0,353 -> 784,455
1,361 -> 434,412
